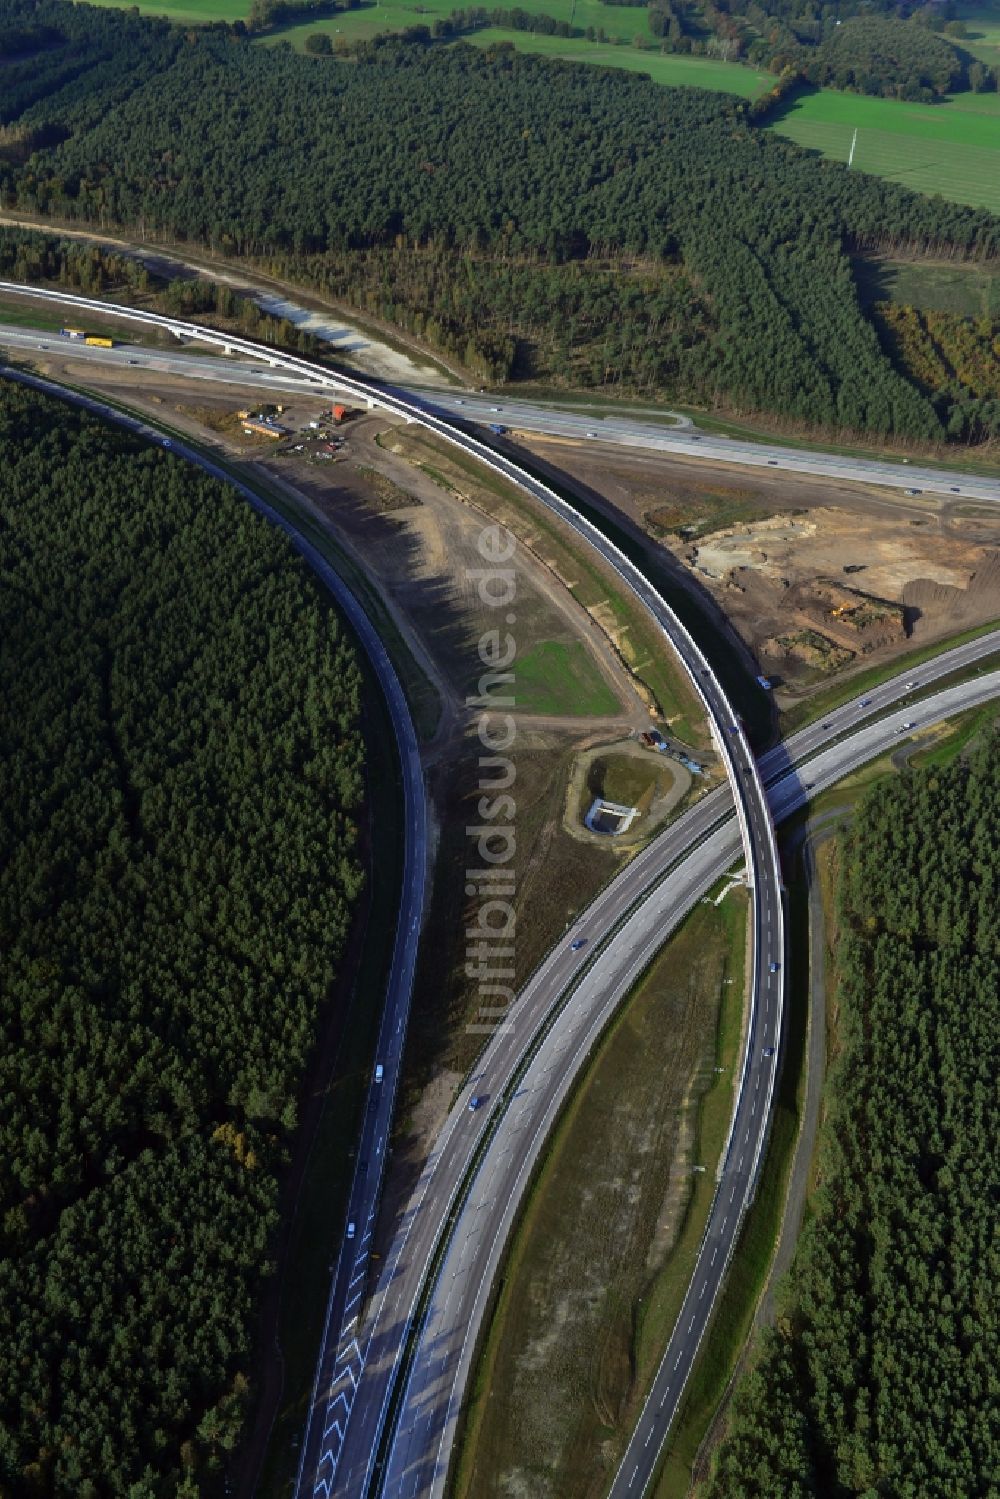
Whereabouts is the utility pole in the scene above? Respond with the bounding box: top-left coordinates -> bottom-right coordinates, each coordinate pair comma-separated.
847,128 -> 858,169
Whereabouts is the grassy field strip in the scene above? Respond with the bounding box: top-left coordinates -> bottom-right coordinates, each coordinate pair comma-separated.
450,894 -> 749,1499
651,823 -> 812,1496
464,31 -> 770,93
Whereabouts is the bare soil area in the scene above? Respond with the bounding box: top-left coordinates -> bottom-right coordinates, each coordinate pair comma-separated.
523,437 -> 1000,700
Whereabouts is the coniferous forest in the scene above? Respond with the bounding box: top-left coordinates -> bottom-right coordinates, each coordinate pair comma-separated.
0,380 -> 365,1495
706,737 -> 1000,1496
1,0 -> 999,438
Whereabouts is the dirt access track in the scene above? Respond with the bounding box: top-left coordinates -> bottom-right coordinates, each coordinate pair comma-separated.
524,436 -> 1000,700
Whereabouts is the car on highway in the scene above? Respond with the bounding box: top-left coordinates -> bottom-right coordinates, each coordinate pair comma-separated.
907,681 -> 918,689
767,459 -> 778,465
468,1095 -> 483,1112
570,938 -> 587,951
904,487 -> 921,496
162,438 -> 171,447
900,721 -> 915,731
762,1047 -> 776,1057
347,1221 -> 356,1240
728,724 -> 739,735
769,961 -> 780,973
949,486 -> 961,493
490,406 -> 503,413
374,1064 -> 384,1084
859,698 -> 872,707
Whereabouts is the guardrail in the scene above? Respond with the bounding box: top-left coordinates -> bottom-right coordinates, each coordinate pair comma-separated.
0,282 -> 784,1499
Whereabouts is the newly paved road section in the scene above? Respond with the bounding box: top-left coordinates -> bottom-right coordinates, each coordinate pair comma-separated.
385,667 -> 1000,1499
0,366 -> 429,1499
3,311 -> 999,504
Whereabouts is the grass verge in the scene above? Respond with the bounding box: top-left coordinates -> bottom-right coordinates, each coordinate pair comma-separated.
651,827 -> 811,1497
449,890 -> 748,1499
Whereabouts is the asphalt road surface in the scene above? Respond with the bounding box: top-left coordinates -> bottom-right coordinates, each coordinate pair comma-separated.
3,318 -> 1000,504
383,666 -> 1000,1499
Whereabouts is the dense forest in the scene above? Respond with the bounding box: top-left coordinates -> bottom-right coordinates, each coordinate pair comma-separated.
2,2 -> 1000,441
704,736 -> 1000,1496
0,379 -> 365,1494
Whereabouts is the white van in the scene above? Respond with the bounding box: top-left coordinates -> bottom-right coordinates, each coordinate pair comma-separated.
374,1063 -> 384,1084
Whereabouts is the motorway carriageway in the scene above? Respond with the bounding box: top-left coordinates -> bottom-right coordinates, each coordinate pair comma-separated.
0,293 -> 780,1499
2,298 -> 995,1497
3,321 -> 1000,504
322,640 -> 1000,1499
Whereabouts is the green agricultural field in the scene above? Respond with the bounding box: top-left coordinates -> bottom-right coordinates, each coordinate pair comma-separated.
511,639 -> 620,717
768,87 -> 1000,214
93,0 -> 249,20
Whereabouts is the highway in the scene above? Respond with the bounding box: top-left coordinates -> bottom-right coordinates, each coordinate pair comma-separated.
3,314 -> 1000,504
380,661 -> 1000,1499
0,365 -> 430,1499
0,285 -> 785,1499
3,290 -> 995,1499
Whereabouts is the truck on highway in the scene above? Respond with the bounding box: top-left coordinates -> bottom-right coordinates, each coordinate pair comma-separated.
84,335 -> 114,348
60,327 -> 86,340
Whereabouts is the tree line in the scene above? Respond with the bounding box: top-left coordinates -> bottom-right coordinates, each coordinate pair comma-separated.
0,378 -> 366,1495
1,0 -> 999,441
704,735 -> 1000,1496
